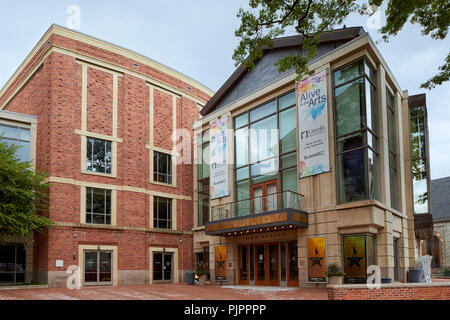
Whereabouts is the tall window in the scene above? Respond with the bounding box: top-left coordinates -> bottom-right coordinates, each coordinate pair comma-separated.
334,59 -> 380,203
409,105 -> 429,214
154,151 -> 172,184
343,235 -> 376,284
387,89 -> 399,210
86,188 -> 112,225
154,197 -> 172,229
87,137 -> 112,174
197,130 -> 210,226
0,124 -> 30,162
234,90 -> 297,216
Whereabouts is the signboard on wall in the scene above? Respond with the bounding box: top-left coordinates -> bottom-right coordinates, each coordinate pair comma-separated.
307,237 -> 327,283
210,117 -> 229,199
297,70 -> 330,178
215,246 -> 227,281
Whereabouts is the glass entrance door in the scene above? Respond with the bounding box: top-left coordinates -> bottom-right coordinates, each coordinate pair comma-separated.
251,180 -> 279,214
255,244 -> 266,286
268,242 -> 279,286
0,244 -> 26,284
287,241 -> 299,287
238,245 -> 249,285
153,252 -> 173,283
84,250 -> 112,286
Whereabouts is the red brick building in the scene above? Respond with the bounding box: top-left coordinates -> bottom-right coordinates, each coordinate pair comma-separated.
0,25 -> 213,287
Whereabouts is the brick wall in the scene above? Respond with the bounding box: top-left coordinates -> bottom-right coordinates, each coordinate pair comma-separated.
328,283 -> 450,300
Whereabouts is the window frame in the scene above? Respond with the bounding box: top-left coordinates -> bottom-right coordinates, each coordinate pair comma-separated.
0,123 -> 31,163
153,196 -> 173,230
386,87 -> 400,210
86,137 -> 113,175
85,187 -> 112,226
197,130 -> 210,226
153,151 -> 173,185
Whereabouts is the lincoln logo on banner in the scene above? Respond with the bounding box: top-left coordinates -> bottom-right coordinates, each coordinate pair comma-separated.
297,70 -> 330,178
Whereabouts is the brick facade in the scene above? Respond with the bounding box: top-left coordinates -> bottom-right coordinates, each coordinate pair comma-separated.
0,25 -> 212,287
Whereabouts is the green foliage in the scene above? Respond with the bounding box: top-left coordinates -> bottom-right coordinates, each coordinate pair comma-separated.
0,138 -> 54,243
196,260 -> 210,276
326,263 -> 345,276
445,268 -> 450,277
234,0 -> 450,89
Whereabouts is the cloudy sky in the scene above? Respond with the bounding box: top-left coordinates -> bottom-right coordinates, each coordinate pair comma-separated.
1,0 -> 449,179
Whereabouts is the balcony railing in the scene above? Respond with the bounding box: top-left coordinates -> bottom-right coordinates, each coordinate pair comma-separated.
211,190 -> 304,222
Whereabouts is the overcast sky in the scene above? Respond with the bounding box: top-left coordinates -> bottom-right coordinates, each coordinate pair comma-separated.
1,1 -> 449,179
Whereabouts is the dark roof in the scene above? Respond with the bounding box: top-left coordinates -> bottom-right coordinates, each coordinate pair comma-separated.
431,177 -> 450,222
200,26 -> 365,116
408,93 -> 426,108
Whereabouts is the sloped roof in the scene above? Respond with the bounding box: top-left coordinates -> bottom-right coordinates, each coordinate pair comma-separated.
431,176 -> 450,222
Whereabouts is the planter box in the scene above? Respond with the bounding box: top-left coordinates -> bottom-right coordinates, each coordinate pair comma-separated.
328,276 -> 343,285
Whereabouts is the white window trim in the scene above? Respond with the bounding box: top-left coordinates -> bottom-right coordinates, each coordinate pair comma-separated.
150,195 -> 177,231
80,186 -> 117,226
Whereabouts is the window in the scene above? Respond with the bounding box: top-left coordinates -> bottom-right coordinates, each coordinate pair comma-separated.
0,244 -> 26,284
154,151 -> 172,184
343,235 -> 376,284
387,90 -> 399,210
234,90 -> 298,216
0,124 -> 30,162
86,137 -> 112,174
86,188 -> 112,225
409,105 -> 429,214
334,59 -> 380,204
84,250 -> 112,285
153,197 -> 172,229
198,130 -> 210,226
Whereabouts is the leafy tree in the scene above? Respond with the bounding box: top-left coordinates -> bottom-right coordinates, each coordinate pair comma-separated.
233,0 -> 449,89
0,138 -> 53,243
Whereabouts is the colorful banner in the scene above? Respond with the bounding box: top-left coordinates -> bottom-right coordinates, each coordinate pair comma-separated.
210,117 -> 229,199
297,70 -> 330,178
307,237 -> 327,283
215,246 -> 227,281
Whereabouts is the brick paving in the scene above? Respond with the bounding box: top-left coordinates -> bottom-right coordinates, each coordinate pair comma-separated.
0,284 -> 328,300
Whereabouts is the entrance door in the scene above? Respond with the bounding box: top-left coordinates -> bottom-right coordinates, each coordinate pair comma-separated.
255,244 -> 266,286
153,252 -> 173,283
251,180 -> 279,214
238,245 -> 249,285
267,242 -> 279,286
0,244 -> 26,284
393,238 -> 399,282
287,241 -> 299,287
84,250 -> 112,286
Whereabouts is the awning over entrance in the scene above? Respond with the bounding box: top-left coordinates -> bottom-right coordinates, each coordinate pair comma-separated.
205,208 -> 308,236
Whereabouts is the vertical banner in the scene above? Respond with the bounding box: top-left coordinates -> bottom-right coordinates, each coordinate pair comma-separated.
215,246 -> 227,281
297,70 -> 330,178
210,117 -> 229,199
307,237 -> 327,283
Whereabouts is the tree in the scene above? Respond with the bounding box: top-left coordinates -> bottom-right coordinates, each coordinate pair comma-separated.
0,138 -> 53,243
233,0 -> 450,89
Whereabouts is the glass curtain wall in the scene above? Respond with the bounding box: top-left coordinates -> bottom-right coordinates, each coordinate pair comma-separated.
197,130 -> 210,225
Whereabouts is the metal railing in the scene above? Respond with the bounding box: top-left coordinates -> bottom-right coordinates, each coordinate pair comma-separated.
210,190 -> 304,222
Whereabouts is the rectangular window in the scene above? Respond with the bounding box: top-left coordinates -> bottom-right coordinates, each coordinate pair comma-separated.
198,130 -> 210,226
409,105 -> 429,214
0,124 -> 30,163
154,197 -> 172,229
334,59 -> 380,204
154,151 -> 172,184
233,90 -> 298,213
343,235 -> 376,284
86,188 -> 112,225
0,244 -> 26,284
387,90 -> 399,210
86,137 -> 112,174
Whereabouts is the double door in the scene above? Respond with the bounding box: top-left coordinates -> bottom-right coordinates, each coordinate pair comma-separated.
250,180 -> 278,213
153,252 -> 173,283
84,250 -> 113,286
238,241 -> 299,287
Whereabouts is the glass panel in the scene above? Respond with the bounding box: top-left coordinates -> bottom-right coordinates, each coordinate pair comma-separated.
251,158 -> 278,177
99,252 -> 112,282
256,245 -> 265,281
236,166 -> 249,181
366,236 -> 376,267
93,139 -> 106,173
0,245 -> 15,273
239,246 -> 248,281
282,168 -> 297,194
268,244 -> 278,282
234,114 -> 248,128
288,242 -> 298,282
334,60 -> 364,86
250,100 -> 276,122
282,153 -> 296,169
202,144 -> 210,178
337,132 -> 364,153
163,254 -> 173,281
18,141 -> 30,162
280,242 -> 286,282
266,183 -> 278,211
365,61 -> 376,84
249,245 -> 254,281
367,149 -> 379,200
86,138 -> 93,172
0,125 -> 18,140
410,106 -> 425,118
412,170 -> 429,214
338,149 -> 365,203
410,116 -> 426,160
252,186 -> 263,214
92,189 -> 105,214
153,253 -> 163,281
84,251 -> 98,283
105,190 -> 111,215
235,127 -> 248,166
202,130 -> 210,144
198,192 -> 210,226
335,78 -> 365,136
250,114 -> 277,163
388,108 -> 396,152
19,128 -> 30,141
279,91 -> 296,111
365,79 -> 378,135
236,181 -> 250,217
105,141 -> 112,174
279,107 -> 297,154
